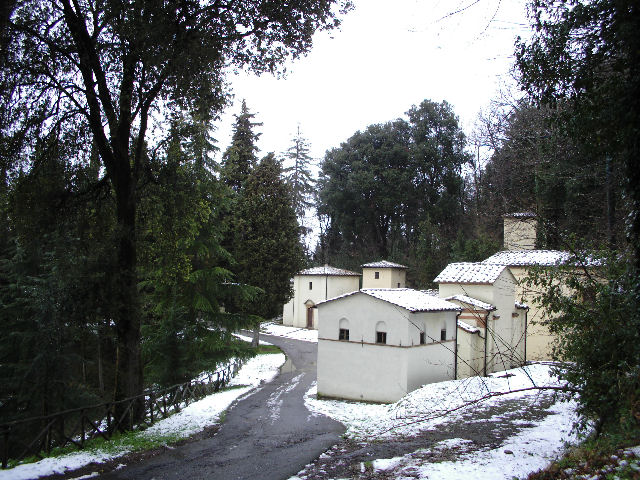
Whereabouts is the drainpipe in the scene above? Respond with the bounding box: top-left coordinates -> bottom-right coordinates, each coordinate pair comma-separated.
325,274 -> 328,301
454,310 -> 461,380
483,312 -> 489,377
523,307 -> 529,364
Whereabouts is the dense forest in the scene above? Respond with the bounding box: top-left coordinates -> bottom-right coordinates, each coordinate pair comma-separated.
0,0 -> 638,442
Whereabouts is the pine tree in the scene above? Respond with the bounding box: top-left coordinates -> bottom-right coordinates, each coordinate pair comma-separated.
283,126 -> 315,238
220,100 -> 262,192
231,153 -> 305,342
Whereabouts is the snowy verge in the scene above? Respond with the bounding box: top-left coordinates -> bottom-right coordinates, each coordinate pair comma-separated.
305,363 -> 576,439
301,364 -> 581,479
359,400 -> 579,480
0,353 -> 285,480
260,321 -> 318,343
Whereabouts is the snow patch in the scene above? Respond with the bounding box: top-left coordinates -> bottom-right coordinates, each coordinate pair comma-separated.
0,353 -> 285,480
302,363 -> 580,479
261,322 -> 318,343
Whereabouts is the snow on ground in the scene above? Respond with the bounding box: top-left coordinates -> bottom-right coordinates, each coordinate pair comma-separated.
356,400 -> 578,480
0,353 -> 285,480
302,363 -> 580,480
305,363 -> 574,439
261,321 -> 318,343
232,332 -> 273,345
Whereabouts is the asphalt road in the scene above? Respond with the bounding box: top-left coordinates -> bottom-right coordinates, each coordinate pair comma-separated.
99,334 -> 345,480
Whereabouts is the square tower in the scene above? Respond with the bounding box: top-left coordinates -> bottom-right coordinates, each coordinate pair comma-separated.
361,260 -> 407,289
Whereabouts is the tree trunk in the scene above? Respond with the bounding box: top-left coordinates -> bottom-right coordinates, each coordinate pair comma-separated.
251,323 -> 260,348
112,175 -> 143,426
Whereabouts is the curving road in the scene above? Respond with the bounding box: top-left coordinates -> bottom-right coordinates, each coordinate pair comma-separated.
99,334 -> 345,480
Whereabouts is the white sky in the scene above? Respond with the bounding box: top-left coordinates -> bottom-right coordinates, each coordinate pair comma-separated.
213,0 -> 532,165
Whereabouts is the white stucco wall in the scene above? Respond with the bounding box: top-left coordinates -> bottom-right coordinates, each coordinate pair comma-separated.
316,293 -> 457,402
438,268 -> 526,374
509,266 -> 554,361
282,274 -> 359,329
361,267 -> 406,289
317,340 -> 408,402
456,328 -> 485,379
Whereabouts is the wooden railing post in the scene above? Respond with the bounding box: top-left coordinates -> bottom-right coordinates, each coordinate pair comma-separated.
80,410 -> 85,446
2,426 -> 9,469
0,359 -> 245,467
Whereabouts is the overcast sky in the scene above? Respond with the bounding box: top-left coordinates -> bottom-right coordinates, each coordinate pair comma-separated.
214,0 -> 532,165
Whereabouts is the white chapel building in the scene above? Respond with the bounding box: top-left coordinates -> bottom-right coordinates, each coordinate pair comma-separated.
282,265 -> 360,329
316,289 -> 461,402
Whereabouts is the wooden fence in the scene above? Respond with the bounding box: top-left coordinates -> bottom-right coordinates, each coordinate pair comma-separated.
0,360 -> 244,469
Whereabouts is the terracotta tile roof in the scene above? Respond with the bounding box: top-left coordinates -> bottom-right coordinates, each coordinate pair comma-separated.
445,294 -> 495,311
420,289 -> 439,297
503,212 -> 537,218
433,262 -> 507,284
482,250 -> 570,267
297,265 -> 360,276
361,260 -> 408,269
457,320 -> 481,334
362,288 -> 460,312
316,288 -> 461,312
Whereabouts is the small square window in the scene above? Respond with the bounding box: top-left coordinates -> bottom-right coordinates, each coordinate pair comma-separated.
419,332 -> 426,345
440,329 -> 447,341
376,331 -> 387,344
309,281 -> 313,290
374,271 -> 380,279
339,328 -> 349,341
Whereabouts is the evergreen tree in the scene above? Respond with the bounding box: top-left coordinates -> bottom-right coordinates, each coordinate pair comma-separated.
220,100 -> 262,192
2,0 -> 350,411
230,153 -> 305,339
316,99 -> 470,284
284,126 -> 315,239
138,122 -> 259,387
515,0 -> 640,263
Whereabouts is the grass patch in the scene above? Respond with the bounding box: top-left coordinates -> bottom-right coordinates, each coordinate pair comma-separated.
6,381 -> 252,470
8,427 -> 185,469
255,344 -> 282,355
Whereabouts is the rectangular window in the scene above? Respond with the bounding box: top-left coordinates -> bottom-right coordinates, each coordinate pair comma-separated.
339,328 -> 349,341
376,331 -> 387,344
374,271 -> 380,279
419,332 -> 426,345
309,281 -> 313,290
440,329 -> 447,341
397,282 -> 401,288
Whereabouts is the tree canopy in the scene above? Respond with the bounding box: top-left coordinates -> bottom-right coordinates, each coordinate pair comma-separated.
316,99 -> 470,283
1,0 -> 352,414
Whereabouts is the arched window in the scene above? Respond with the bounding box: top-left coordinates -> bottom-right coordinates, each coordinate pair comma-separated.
339,318 -> 349,341
375,321 -> 387,344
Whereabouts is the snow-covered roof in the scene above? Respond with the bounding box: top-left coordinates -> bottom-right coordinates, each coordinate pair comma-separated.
361,260 -> 408,269
317,288 -> 461,313
445,294 -> 495,311
515,301 -> 529,310
457,319 -> 481,334
503,212 -> 537,219
482,250 -> 570,267
297,265 -> 360,276
433,262 -> 507,284
420,289 -> 439,297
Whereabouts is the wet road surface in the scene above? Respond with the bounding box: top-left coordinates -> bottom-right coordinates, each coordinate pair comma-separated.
99,334 -> 345,480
